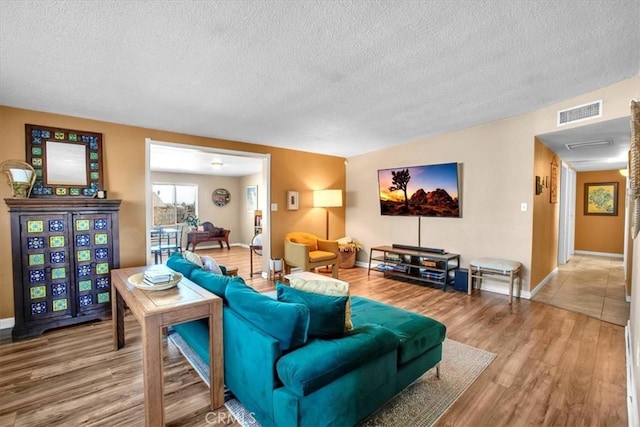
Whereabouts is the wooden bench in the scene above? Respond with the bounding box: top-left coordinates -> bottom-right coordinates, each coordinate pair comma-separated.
468,258 -> 522,304
186,222 -> 231,250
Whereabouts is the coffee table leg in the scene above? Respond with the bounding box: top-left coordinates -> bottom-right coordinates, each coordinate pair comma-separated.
142,317 -> 164,426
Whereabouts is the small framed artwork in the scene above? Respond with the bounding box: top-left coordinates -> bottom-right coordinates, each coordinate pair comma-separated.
549,159 -> 558,204
287,190 -> 299,210
246,185 -> 258,212
584,182 -> 618,216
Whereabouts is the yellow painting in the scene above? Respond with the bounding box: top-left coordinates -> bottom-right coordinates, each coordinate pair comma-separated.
584,182 -> 618,216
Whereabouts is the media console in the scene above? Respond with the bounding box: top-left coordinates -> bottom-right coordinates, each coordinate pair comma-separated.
367,245 -> 460,291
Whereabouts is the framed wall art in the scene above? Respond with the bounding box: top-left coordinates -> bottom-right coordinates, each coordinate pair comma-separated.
549,158 -> 558,204
287,190 -> 299,210
25,124 -> 104,197
584,182 -> 618,216
246,185 -> 258,212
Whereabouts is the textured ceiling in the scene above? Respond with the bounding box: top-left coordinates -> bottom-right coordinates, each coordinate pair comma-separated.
1,1 -> 639,164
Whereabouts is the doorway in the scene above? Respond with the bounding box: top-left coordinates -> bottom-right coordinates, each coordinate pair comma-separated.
145,138 -> 271,271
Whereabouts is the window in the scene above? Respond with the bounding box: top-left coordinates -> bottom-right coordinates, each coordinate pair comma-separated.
152,184 -> 197,226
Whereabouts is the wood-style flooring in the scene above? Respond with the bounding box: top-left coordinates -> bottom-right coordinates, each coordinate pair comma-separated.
0,247 -> 628,426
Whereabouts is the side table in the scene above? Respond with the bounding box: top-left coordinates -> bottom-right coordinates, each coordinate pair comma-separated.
111,266 -> 224,426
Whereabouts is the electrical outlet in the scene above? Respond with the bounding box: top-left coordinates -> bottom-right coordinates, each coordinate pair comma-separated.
520,203 -> 527,212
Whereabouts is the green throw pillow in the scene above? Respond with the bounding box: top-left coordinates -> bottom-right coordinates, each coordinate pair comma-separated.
276,283 -> 348,337
225,279 -> 309,351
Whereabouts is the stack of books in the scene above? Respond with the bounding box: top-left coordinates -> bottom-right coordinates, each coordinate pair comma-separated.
143,270 -> 175,286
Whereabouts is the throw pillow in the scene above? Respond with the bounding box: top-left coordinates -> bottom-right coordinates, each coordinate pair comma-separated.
200,255 -> 223,275
276,283 -> 348,337
288,276 -> 353,331
225,279 -> 309,351
183,250 -> 203,268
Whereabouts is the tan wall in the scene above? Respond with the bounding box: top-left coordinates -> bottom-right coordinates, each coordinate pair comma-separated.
0,106 -> 345,319
347,76 -> 639,295
575,170 -> 626,254
530,139 -> 560,289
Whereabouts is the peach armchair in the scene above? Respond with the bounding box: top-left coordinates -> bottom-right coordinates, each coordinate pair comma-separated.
284,232 -> 339,278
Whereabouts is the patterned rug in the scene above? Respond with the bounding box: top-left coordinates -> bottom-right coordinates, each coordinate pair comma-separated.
168,332 -> 495,427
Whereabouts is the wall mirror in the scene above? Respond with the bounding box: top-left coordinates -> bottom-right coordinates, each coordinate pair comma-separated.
25,124 -> 103,197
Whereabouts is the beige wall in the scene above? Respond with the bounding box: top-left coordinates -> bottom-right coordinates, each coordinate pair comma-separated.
574,170 -> 626,254
530,139 -> 560,289
347,76 -> 639,296
241,172 -> 265,245
0,106 -> 345,319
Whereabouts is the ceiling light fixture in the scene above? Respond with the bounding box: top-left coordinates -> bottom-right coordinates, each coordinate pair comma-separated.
211,160 -> 223,169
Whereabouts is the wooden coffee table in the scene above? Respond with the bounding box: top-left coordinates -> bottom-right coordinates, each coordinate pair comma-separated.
111,266 -> 224,426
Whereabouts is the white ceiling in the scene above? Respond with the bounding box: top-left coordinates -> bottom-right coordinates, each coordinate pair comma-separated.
1,1 -> 639,173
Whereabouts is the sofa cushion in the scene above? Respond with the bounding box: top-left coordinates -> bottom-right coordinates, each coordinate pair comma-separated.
276,284 -> 348,337
288,275 -> 353,331
225,279 -> 310,351
183,250 -> 204,268
190,268 -> 235,300
350,296 -> 446,365
276,324 -> 399,396
166,252 -> 199,278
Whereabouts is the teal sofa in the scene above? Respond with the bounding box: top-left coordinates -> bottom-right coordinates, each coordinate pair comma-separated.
167,252 -> 446,427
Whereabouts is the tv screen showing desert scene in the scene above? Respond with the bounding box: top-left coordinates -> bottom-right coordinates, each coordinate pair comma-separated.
378,162 -> 460,217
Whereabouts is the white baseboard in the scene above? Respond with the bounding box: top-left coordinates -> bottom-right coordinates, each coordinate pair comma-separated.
529,268 -> 559,299
574,250 -> 624,258
0,317 -> 15,331
626,322 -> 639,427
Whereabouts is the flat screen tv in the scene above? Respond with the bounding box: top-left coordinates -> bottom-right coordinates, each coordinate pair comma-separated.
378,162 -> 460,217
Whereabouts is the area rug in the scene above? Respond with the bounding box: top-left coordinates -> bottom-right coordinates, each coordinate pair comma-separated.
168,332 -> 495,427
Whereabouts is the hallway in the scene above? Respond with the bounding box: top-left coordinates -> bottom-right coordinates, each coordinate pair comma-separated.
533,254 -> 630,326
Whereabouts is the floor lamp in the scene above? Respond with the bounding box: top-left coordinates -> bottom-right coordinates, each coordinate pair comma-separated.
313,189 -> 343,239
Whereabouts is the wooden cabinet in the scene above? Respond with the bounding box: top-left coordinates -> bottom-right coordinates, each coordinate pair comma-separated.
367,245 -> 460,291
6,199 -> 121,340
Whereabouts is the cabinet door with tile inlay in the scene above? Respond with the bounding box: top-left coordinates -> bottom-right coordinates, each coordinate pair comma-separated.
6,199 -> 121,340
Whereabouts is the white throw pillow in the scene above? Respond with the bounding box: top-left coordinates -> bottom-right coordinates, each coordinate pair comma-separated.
183,250 -> 203,268
200,255 -> 223,275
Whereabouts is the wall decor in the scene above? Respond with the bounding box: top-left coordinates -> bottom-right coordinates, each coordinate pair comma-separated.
246,185 -> 258,212
535,176 -> 542,195
584,182 -> 618,216
25,124 -> 103,197
287,190 -> 299,210
212,188 -> 231,207
549,159 -> 558,203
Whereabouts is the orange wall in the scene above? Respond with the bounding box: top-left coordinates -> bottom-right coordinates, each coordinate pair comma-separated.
0,106 -> 346,319
575,170 -> 626,254
530,139 -> 560,289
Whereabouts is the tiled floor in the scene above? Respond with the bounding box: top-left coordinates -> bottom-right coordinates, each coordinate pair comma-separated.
533,254 -> 630,326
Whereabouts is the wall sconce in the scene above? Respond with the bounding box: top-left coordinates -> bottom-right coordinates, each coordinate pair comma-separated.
1,160 -> 36,198
313,189 -> 343,239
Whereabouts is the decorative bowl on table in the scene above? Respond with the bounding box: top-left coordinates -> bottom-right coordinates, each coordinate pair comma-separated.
127,271 -> 183,291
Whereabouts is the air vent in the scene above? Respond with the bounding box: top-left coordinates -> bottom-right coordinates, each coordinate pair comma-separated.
557,100 -> 602,126
565,139 -> 612,150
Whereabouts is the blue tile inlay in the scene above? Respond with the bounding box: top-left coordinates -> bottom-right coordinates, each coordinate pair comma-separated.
76,234 -> 90,246
51,283 -> 67,296
50,251 -> 65,264
48,219 -> 64,232
77,265 -> 92,277
94,219 -> 107,229
95,248 -> 108,259
28,237 -> 44,250
29,269 -> 45,282
31,301 -> 47,315
96,277 -> 110,289
79,295 -> 93,306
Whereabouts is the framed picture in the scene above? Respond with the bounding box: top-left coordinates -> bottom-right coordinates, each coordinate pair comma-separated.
246,185 -> 258,212
549,159 -> 558,204
584,182 -> 618,216
287,190 -> 299,210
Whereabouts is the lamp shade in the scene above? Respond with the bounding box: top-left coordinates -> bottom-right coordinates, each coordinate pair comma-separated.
313,189 -> 343,208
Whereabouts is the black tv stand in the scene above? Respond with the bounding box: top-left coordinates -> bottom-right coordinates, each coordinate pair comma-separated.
368,245 -> 460,291
392,244 -> 446,255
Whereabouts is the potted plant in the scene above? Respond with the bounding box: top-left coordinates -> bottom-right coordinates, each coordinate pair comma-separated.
337,237 -> 362,268
184,215 -> 199,231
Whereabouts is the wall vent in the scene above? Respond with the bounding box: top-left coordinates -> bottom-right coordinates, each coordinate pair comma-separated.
565,139 -> 613,150
557,100 -> 602,126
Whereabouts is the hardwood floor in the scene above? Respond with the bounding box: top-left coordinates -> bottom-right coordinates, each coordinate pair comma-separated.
0,247 -> 627,426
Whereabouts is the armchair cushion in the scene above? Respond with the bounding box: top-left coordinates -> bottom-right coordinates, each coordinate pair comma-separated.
309,250 -> 338,263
